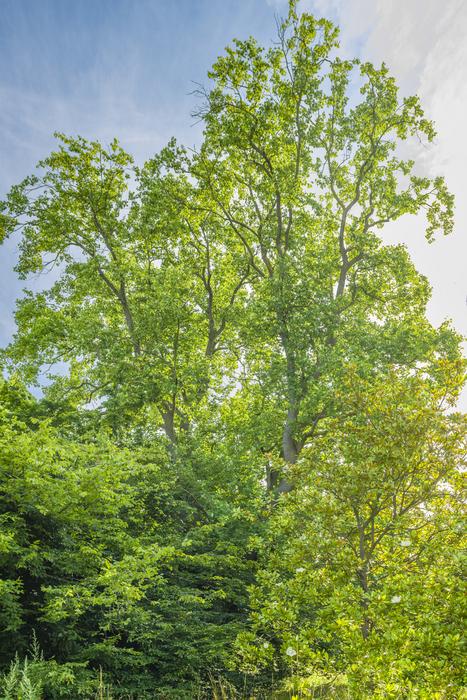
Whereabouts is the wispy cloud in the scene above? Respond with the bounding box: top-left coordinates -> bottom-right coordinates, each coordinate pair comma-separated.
322,0 -> 467,406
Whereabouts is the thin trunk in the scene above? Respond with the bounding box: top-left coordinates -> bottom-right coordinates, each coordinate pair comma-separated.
162,405 -> 177,458
357,520 -> 371,639
282,404 -> 299,464
358,565 -> 371,640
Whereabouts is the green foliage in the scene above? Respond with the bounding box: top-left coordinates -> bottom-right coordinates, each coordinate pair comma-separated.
0,2 -> 464,697
2,655 -> 43,700
0,379 -> 257,697
0,633 -> 91,700
235,368 -> 466,698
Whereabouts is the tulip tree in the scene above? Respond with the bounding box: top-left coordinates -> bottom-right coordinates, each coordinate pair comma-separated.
190,1 -> 455,491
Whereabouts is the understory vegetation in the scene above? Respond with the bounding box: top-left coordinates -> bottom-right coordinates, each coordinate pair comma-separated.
0,2 -> 465,697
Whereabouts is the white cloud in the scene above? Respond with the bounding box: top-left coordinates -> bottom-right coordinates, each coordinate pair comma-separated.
302,0 -> 467,407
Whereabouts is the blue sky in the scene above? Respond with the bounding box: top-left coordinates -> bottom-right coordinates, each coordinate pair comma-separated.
1,0 -> 466,403
0,0 -> 282,183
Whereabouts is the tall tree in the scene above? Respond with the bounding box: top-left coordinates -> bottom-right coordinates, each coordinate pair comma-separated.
192,1 -> 455,489
0,136 -> 247,453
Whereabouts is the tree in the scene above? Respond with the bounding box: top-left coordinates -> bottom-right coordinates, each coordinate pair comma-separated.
193,1 -> 455,489
0,135 -> 248,456
235,365 -> 466,698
